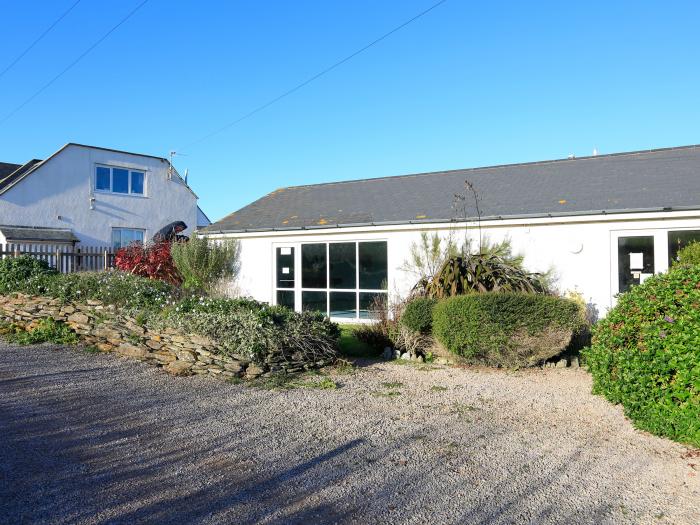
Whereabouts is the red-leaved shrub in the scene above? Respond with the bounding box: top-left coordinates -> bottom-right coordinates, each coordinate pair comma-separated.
114,241 -> 181,285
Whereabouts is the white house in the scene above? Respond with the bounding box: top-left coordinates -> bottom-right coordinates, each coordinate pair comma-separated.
0,143 -> 210,248
203,145 -> 700,320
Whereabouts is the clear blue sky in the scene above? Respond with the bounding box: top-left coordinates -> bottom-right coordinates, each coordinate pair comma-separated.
1,0 -> 699,222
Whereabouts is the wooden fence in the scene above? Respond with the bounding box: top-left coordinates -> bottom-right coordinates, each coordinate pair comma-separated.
0,243 -> 116,273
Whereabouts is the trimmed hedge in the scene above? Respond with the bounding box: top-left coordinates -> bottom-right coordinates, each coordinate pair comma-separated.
584,265 -> 700,447
401,297 -> 437,334
433,293 -> 583,367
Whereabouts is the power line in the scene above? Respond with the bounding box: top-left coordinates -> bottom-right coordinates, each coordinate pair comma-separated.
180,0 -> 449,151
0,0 -> 83,81
0,0 -> 150,126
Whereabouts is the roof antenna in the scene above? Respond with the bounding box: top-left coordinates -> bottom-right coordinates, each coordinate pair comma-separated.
168,151 -> 188,180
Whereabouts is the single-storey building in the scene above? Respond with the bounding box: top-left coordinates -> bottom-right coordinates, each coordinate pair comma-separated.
203,145 -> 700,321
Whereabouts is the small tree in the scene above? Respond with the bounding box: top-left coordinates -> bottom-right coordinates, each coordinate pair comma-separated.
171,236 -> 240,293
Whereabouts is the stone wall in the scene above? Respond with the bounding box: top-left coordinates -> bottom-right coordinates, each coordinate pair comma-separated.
0,293 -> 275,379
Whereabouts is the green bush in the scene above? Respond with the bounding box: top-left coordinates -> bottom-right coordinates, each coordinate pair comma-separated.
584,265 -> 700,447
159,296 -> 340,365
0,261 -> 176,311
2,317 -> 78,346
171,236 -> 240,293
0,256 -> 57,295
675,241 -> 700,266
401,297 -> 437,334
433,293 -> 583,367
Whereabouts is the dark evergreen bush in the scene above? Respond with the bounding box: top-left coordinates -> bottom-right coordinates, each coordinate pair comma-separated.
584,265 -> 700,447
433,293 -> 583,367
0,256 -> 57,295
401,297 -> 437,334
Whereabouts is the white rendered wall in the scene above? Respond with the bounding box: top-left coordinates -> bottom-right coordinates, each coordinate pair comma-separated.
0,144 -> 199,246
206,210 -> 700,319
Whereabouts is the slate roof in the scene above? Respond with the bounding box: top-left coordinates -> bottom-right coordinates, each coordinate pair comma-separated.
206,145 -> 700,233
0,159 -> 43,193
0,162 -> 21,180
0,225 -> 79,243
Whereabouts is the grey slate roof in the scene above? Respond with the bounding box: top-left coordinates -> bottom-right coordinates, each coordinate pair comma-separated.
0,162 -> 21,180
0,159 -> 43,193
0,225 -> 79,243
206,145 -> 700,233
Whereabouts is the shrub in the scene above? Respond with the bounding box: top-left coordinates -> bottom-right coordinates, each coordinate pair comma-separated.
2,318 -> 78,345
675,241 -> 700,267
418,254 -> 549,299
0,256 -> 57,295
158,296 -> 339,365
171,236 -> 240,293
401,297 -> 437,334
584,265 -> 700,447
433,293 -> 583,367
114,241 -> 181,285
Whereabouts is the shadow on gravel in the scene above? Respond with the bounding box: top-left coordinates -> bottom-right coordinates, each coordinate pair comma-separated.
0,346 -> 660,524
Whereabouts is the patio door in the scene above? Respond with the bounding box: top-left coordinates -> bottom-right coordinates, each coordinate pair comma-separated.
275,246 -> 296,309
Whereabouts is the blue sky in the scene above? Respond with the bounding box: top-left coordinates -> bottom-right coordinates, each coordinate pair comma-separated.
1,0 -> 699,222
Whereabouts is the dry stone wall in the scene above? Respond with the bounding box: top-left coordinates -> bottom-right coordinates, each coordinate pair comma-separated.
0,293 -> 271,379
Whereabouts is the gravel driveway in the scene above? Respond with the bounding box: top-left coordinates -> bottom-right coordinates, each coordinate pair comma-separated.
1,343 -> 698,525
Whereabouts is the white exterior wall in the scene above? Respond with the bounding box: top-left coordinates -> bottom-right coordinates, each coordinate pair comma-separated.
0,145 -> 198,245
207,210 -> 700,320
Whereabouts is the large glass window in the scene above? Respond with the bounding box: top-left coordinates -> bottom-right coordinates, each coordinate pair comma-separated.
359,241 -> 388,290
668,230 -> 700,265
112,228 -> 145,249
329,242 -> 356,289
302,243 -> 327,288
95,165 -> 146,196
302,291 -> 327,313
294,241 -> 388,319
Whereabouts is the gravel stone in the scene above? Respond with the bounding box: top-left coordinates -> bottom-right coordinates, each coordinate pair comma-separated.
1,342 -> 698,524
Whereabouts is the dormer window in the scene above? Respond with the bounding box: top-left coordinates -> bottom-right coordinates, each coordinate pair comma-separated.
95,165 -> 145,195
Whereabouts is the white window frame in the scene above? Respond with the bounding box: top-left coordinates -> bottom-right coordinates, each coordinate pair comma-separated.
609,226 -> 700,301
95,164 -> 147,196
273,240 -> 389,322
112,227 -> 146,249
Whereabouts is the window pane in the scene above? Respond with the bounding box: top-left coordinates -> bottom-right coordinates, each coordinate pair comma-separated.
96,167 -> 110,191
277,290 -> 295,310
276,247 -> 295,288
112,168 -> 129,193
132,230 -> 144,244
668,230 -> 700,265
112,229 -> 122,249
131,171 -> 145,194
302,291 -> 327,314
618,236 -> 654,293
359,292 -> 387,319
329,243 -> 356,289
302,243 -> 327,288
359,241 -> 387,290
330,292 -> 356,318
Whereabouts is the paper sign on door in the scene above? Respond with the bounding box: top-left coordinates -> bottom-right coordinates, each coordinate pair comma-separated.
629,252 -> 644,270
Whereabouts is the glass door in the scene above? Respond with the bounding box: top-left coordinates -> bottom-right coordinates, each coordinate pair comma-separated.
275,246 -> 296,309
617,236 -> 655,293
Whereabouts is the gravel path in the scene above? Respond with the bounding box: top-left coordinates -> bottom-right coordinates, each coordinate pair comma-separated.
1,343 -> 698,525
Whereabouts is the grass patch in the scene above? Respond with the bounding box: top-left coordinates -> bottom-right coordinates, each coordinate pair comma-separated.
371,390 -> 401,398
0,318 -> 78,346
83,345 -> 100,354
249,372 -> 338,391
451,402 -> 479,420
430,385 -> 448,392
338,324 -> 379,359
381,381 -> 404,389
